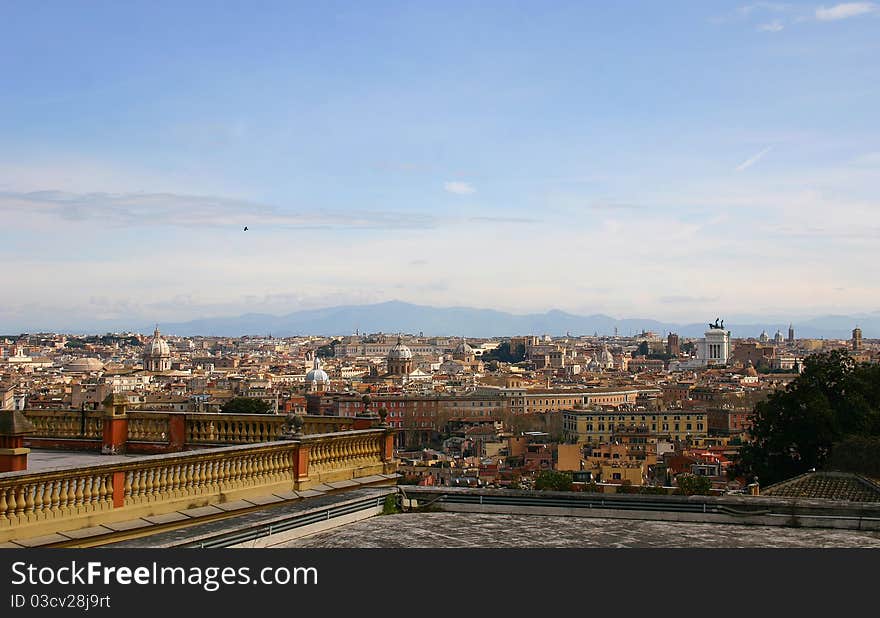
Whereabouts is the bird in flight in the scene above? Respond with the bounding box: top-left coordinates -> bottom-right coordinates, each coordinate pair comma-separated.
243,226 -> 249,231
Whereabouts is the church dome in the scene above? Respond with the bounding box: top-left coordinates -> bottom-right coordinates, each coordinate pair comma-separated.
454,340 -> 474,355
64,357 -> 105,372
305,357 -> 329,384
148,328 -> 171,358
388,337 -> 413,360
745,362 -> 758,377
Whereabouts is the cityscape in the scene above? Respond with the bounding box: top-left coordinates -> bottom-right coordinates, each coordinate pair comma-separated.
1,319 -> 878,548
2,0 -> 880,560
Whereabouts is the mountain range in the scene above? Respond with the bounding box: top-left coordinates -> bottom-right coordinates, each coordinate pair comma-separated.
142,301 -> 878,339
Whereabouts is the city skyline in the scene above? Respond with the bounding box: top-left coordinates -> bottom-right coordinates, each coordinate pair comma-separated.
2,2 -> 879,328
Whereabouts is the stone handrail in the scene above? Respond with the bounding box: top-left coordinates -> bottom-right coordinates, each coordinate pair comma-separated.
21,409 -> 358,451
127,412 -> 171,442
24,409 -> 104,440
0,429 -> 395,543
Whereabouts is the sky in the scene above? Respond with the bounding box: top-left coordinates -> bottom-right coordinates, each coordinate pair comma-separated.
1,1 -> 879,331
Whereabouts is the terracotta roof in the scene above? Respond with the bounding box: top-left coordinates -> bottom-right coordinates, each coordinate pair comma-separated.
762,471 -> 880,503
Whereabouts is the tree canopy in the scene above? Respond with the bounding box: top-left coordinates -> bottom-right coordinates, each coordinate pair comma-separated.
534,470 -> 573,491
220,397 -> 273,415
735,350 -> 880,486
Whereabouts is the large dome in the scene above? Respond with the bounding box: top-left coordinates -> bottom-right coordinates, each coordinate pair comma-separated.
64,357 -> 105,372
148,328 -> 171,357
388,336 -> 413,360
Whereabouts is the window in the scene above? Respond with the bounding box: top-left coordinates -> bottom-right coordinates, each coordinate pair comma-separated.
686,423 -> 692,431
612,473 -> 621,480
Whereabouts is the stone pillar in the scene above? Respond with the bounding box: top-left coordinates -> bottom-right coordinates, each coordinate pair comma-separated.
382,430 -> 395,462
0,410 -> 35,472
168,414 -> 186,452
294,443 -> 310,487
102,394 -> 129,455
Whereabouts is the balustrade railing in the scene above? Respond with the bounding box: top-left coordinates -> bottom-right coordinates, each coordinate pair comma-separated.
0,429 -> 395,543
22,409 -> 357,450
127,413 -> 171,442
23,409 -> 104,440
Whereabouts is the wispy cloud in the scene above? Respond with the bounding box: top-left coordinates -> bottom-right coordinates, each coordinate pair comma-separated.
0,190 -> 531,230
444,181 -> 476,195
735,146 -> 773,171
815,2 -> 877,20
757,20 -> 785,31
659,295 -> 721,304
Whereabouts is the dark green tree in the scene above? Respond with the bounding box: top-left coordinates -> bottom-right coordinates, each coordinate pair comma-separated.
220,397 -> 273,415
735,350 -> 880,486
534,470 -> 573,491
675,473 -> 712,496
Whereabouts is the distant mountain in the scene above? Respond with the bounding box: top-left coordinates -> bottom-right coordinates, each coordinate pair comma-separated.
148,301 -> 878,339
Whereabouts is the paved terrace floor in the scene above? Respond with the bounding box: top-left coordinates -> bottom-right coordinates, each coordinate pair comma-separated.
24,449 -> 142,472
281,512 -> 880,548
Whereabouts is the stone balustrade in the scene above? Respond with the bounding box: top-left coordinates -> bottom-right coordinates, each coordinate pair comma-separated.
127,413 -> 171,442
24,409 -> 104,440
0,428 -> 395,543
21,409 -> 357,454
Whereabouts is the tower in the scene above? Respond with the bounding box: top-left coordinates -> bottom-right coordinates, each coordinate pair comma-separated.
852,327 -> 863,352
667,333 -> 680,356
788,324 -> 795,343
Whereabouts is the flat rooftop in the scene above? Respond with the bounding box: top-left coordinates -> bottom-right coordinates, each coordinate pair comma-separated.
281,512 -> 880,548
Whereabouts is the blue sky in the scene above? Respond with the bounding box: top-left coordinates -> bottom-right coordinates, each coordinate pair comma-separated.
1,1 -> 879,330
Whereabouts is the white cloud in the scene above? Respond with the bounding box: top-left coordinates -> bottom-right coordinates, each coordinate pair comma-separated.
757,20 -> 785,31
735,146 -> 773,171
815,2 -> 877,20
444,181 -> 476,195
0,189 -> 531,230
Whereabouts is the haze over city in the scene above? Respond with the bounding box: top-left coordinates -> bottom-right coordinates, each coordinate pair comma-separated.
2,1 -> 880,331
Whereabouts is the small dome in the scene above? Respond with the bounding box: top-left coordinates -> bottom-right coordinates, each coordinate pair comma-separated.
305,357 -> 329,383
388,336 -> 413,360
64,357 -> 105,372
745,363 -> 758,377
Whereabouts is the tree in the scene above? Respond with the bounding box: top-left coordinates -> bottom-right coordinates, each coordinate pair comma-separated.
675,473 -> 712,496
220,397 -> 273,415
534,470 -> 573,491
831,435 -> 880,478
482,342 -> 526,363
735,350 -> 880,486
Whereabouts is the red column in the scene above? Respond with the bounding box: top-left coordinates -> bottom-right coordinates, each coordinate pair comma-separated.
294,443 -> 310,486
168,414 -> 186,452
0,410 -> 35,472
112,471 -> 126,507
0,435 -> 29,472
102,417 -> 128,455
383,431 -> 395,462
102,394 -> 129,455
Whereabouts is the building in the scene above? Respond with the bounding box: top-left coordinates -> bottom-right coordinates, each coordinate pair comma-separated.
305,357 -> 330,392
143,328 -> 171,372
667,333 -> 680,356
563,409 -> 707,445
852,327 -> 863,352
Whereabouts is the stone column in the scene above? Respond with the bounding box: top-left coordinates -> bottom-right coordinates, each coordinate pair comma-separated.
168,413 -> 186,452
0,410 -> 35,472
102,394 -> 129,455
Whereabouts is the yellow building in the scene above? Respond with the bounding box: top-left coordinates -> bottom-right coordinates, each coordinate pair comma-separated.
563,409 -> 707,444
